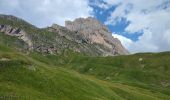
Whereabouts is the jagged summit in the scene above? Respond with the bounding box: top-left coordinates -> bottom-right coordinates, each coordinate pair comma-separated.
65,17 -> 109,33
0,14 -> 128,56
65,17 -> 129,55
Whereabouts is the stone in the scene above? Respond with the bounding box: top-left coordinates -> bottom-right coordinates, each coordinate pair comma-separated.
65,17 -> 129,55
139,58 -> 143,61
0,25 -> 33,50
0,14 -> 129,56
106,76 -> 111,80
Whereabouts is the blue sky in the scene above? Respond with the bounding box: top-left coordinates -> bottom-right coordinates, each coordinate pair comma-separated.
89,0 -> 170,53
0,0 -> 170,53
89,1 -> 141,41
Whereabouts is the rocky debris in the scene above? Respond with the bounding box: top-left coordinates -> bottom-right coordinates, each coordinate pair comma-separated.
139,58 -> 143,61
160,81 -> 170,87
49,24 -> 104,56
0,58 -> 10,61
65,17 -> 129,55
26,65 -> 37,71
0,25 -> 33,50
105,76 -> 111,80
34,44 -> 57,54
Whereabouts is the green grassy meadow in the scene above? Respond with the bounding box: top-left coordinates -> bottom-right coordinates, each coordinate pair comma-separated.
0,42 -> 170,100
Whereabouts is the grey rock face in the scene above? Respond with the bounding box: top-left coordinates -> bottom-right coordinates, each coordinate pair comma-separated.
48,24 -> 103,56
0,14 -> 129,56
0,25 -> 33,50
65,17 -> 129,55
65,17 -> 109,34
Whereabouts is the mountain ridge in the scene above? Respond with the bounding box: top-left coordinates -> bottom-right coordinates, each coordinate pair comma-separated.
0,14 -> 128,56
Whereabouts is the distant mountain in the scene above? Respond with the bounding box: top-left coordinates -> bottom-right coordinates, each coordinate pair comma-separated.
0,14 -> 128,56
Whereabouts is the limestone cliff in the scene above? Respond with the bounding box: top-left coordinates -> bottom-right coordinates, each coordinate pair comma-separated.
0,14 -> 128,56
65,17 -> 129,55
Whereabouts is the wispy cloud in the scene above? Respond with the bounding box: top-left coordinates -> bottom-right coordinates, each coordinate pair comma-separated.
1,0 -> 170,53
0,0 -> 93,27
112,33 -> 133,49
104,0 -> 170,53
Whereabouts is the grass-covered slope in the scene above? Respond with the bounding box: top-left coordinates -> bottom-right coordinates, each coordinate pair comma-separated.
0,43 -> 170,100
0,46 -> 114,100
0,15 -> 170,100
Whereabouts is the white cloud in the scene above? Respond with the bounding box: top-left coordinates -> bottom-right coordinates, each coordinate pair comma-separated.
105,0 -> 170,53
0,0 -> 93,27
112,33 -> 133,49
1,0 -> 170,53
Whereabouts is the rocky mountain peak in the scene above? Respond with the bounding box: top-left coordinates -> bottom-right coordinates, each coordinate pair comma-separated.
65,17 -> 109,35
0,14 -> 128,56
65,17 -> 129,55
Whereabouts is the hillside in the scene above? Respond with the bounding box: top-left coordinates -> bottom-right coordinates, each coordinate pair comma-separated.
0,40 -> 170,100
0,14 -> 170,100
0,14 -> 128,56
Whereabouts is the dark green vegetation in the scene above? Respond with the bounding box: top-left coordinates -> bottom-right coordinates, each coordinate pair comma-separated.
0,36 -> 170,99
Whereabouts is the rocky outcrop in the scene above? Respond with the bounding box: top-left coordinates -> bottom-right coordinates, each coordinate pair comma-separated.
0,25 -> 33,50
48,24 -> 103,56
0,14 -> 129,56
65,17 -> 129,55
